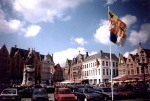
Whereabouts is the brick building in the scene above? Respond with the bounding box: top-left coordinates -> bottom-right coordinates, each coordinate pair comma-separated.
118,43 -> 150,81
0,44 -> 11,84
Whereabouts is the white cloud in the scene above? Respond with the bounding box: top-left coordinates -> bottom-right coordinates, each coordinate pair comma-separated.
106,0 -> 117,5
53,47 -> 86,66
94,19 -> 110,45
128,23 -> 150,46
0,9 -> 23,34
123,49 -> 138,58
94,14 -> 137,45
74,38 -> 87,46
121,15 -> 137,28
12,0 -> 87,23
25,25 -> 41,37
89,51 -> 98,56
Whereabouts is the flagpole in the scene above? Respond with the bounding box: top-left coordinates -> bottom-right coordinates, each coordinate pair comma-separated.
108,6 -> 114,101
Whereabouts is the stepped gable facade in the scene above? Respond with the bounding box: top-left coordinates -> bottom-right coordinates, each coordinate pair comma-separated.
0,44 -> 11,84
118,43 -> 150,81
53,64 -> 64,82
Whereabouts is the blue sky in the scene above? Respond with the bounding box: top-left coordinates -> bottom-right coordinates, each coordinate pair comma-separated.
0,0 -> 150,66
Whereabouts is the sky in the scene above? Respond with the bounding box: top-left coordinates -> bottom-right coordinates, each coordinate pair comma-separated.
0,0 -> 150,66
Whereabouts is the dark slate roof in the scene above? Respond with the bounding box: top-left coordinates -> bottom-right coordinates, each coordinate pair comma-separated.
10,47 -> 29,60
35,51 -> 40,60
40,54 -> 45,61
84,52 -> 118,62
144,49 -> 150,58
67,59 -> 72,65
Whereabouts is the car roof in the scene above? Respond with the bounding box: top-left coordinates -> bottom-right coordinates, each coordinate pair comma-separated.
3,88 -> 17,90
58,88 -> 70,90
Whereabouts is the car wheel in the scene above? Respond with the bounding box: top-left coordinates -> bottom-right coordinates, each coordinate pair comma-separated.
55,98 -> 58,101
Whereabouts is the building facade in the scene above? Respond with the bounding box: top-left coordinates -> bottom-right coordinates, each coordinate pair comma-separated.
69,51 -> 88,81
9,45 -> 54,85
41,53 -> 54,84
53,64 -> 64,82
82,50 -> 118,85
118,43 -> 150,80
0,44 -> 11,84
64,58 -> 72,80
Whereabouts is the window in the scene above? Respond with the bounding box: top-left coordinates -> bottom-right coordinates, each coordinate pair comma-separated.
113,69 -> 115,76
116,62 -> 118,67
113,62 -> 115,67
131,69 -> 134,74
106,69 -> 109,75
141,67 -> 144,73
103,69 -> 105,75
129,59 -> 131,62
98,69 -> 100,75
102,61 -> 105,66
106,61 -> 108,66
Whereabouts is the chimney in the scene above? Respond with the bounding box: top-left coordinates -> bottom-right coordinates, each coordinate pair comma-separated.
28,48 -> 30,51
52,53 -> 53,61
14,45 -> 17,48
86,52 -> 89,57
100,50 -> 103,53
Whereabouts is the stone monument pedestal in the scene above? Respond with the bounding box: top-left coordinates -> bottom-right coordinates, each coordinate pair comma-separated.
21,65 -> 35,86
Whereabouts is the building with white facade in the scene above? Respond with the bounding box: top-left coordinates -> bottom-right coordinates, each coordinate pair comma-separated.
82,50 -> 118,85
41,53 -> 54,85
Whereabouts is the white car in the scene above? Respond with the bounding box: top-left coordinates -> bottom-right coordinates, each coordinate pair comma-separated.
0,88 -> 21,101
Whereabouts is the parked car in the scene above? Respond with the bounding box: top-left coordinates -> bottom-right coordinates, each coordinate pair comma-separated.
54,87 -> 76,101
133,86 -> 147,97
19,87 -> 34,98
19,84 -> 43,98
0,88 -> 21,101
74,87 -> 103,101
32,88 -> 49,101
114,87 -> 136,99
93,87 -> 122,101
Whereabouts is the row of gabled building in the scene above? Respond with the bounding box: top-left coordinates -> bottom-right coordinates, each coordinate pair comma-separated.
0,43 -> 150,86
63,43 -> 150,85
0,45 -> 56,85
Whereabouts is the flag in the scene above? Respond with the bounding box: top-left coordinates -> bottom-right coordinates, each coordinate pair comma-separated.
108,9 -> 127,47
96,58 -> 100,68
118,56 -> 121,66
50,67 -> 55,74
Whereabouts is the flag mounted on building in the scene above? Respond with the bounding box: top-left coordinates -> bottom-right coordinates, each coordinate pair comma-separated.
108,9 -> 127,47
96,58 -> 100,68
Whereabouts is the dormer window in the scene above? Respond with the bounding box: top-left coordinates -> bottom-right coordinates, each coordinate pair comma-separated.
129,59 -> 131,62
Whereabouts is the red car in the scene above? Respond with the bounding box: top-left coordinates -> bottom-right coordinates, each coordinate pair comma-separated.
54,87 -> 76,101
114,87 -> 136,99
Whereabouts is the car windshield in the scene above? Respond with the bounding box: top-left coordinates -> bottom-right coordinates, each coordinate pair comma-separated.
58,89 -> 73,94
2,89 -> 16,94
34,89 -> 47,95
84,89 -> 94,93
102,88 -> 111,92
